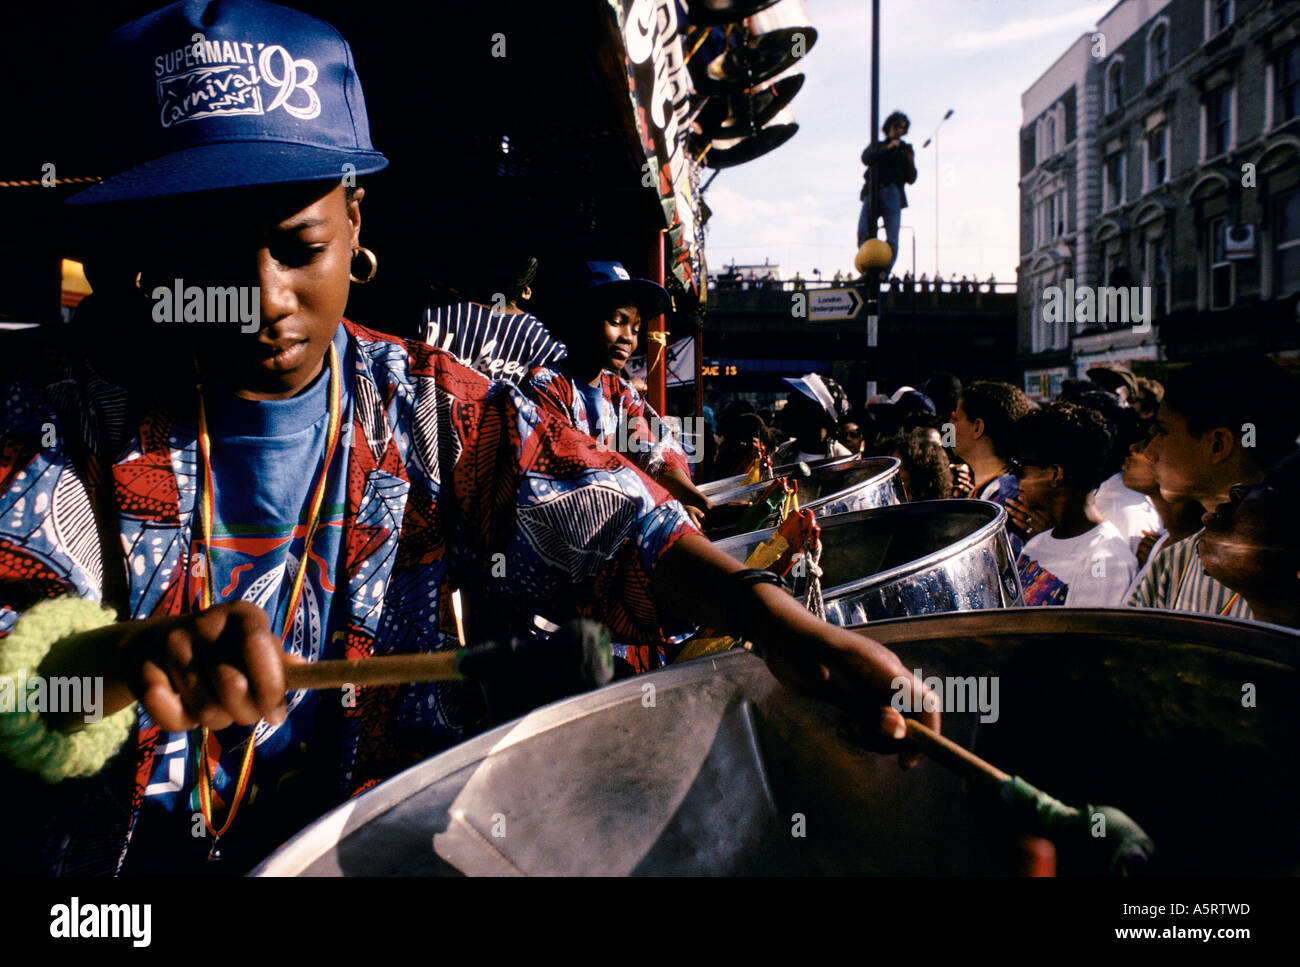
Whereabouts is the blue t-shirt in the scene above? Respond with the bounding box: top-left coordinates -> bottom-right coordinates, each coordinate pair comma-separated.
133,327 -> 352,866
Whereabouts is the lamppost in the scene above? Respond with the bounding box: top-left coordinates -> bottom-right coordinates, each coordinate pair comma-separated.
922,108 -> 954,280
897,225 -> 917,281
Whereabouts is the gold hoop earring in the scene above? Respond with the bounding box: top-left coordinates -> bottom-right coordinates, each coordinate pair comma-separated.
350,247 -> 378,284
134,271 -> 143,291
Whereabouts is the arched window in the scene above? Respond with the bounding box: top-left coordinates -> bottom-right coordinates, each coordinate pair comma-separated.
1147,21 -> 1169,82
1107,59 -> 1125,113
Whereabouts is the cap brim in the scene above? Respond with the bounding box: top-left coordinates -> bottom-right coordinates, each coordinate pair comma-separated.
1086,368 -> 1137,395
65,141 -> 389,206
782,376 -> 837,422
588,279 -> 671,317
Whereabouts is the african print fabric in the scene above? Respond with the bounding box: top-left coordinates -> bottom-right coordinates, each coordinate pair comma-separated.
0,320 -> 699,872
524,365 -> 691,481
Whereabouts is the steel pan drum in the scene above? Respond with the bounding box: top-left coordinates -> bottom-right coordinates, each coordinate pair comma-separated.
704,456 -> 904,521
252,610 -> 1300,876
698,453 -> 859,499
712,500 -> 1022,622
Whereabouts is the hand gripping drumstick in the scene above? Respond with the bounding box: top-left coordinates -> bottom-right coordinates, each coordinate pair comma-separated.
284,619 -> 614,693
904,720 -> 1155,876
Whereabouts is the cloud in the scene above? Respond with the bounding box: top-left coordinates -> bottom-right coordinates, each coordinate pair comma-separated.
950,6 -> 1101,52
707,184 -> 833,232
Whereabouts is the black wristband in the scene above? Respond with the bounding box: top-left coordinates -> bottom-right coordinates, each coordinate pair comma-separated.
724,568 -> 784,638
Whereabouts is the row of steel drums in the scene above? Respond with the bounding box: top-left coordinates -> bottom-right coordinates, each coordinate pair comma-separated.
704,454 -> 1022,619
254,455 -> 1300,876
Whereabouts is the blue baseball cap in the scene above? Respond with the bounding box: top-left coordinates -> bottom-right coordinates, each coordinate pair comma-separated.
67,0 -> 388,205
783,373 -> 840,424
578,261 -> 672,317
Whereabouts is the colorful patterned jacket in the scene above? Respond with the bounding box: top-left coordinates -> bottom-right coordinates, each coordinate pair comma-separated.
0,321 -> 698,871
524,366 -> 693,481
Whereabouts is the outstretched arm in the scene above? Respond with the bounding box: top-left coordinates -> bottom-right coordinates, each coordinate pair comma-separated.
652,533 -> 938,765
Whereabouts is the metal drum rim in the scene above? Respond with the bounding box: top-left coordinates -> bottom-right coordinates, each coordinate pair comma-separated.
858,606 -> 1300,669
796,456 -> 901,514
712,498 -> 1008,597
698,452 -> 861,498
701,455 -> 900,509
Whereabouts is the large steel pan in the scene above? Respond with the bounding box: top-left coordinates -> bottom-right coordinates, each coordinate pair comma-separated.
252,609 -> 1300,876
712,500 -> 1022,623
698,452 -> 859,499
704,456 -> 904,521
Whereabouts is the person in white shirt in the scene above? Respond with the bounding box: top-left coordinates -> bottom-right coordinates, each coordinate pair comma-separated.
1119,436 -> 1205,573
1095,469 -> 1162,555
1011,402 -> 1138,606
1064,386 -> 1161,556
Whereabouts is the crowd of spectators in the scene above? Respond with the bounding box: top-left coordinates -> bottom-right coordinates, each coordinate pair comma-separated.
694,355 -> 1300,626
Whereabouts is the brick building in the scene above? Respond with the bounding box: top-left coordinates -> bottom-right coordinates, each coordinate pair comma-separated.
1018,0 -> 1300,398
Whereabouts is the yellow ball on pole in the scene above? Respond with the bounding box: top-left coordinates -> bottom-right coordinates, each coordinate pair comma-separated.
855,238 -> 893,274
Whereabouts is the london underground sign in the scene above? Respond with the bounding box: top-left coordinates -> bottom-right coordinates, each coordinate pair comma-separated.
808,286 -> 864,322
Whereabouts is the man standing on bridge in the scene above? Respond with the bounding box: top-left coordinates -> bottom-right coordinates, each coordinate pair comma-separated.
858,111 -> 917,278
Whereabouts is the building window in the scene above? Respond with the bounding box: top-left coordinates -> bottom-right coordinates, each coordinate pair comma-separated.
1278,190 -> 1300,295
1031,271 -> 1069,352
1148,23 -> 1169,82
1033,189 -> 1068,248
1142,234 -> 1170,316
1205,86 -> 1233,157
1036,111 -> 1059,164
1104,151 -> 1125,210
1106,60 -> 1124,113
1210,217 -> 1235,309
1144,126 -> 1168,190
1278,42 -> 1300,125
1207,0 -> 1233,38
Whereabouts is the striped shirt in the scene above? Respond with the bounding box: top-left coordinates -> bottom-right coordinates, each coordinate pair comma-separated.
1124,529 -> 1253,619
422,301 -> 567,384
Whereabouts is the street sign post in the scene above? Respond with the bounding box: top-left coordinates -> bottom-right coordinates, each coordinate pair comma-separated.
807,287 -> 864,321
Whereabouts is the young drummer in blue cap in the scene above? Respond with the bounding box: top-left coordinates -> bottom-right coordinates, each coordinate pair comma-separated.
525,260 -> 713,530
0,0 -> 935,874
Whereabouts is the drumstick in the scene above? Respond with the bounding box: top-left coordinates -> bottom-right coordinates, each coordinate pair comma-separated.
284,620 -> 615,692
285,650 -> 462,690
904,719 -> 1155,876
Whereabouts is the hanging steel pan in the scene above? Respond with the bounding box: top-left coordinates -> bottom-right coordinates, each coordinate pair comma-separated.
699,452 -> 859,499
687,0 -> 782,28
252,610 -> 1300,876
698,73 -> 805,141
700,113 -> 798,168
712,500 -> 1023,622
694,0 -> 817,92
703,456 -> 904,526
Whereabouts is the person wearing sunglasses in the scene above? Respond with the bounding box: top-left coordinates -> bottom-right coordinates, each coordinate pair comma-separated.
1011,403 -> 1138,607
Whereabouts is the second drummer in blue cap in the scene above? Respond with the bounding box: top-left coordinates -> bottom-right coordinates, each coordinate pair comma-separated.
525,260 -> 714,528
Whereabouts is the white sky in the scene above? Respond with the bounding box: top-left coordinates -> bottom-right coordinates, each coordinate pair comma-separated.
701,0 -> 1116,282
